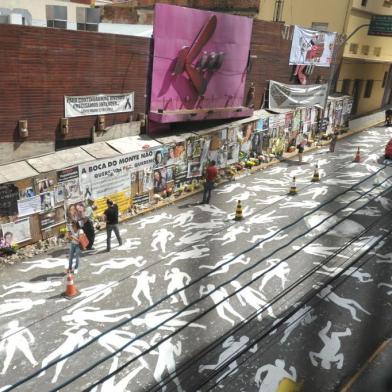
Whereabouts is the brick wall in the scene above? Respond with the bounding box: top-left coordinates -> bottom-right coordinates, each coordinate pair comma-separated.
0,25 -> 150,144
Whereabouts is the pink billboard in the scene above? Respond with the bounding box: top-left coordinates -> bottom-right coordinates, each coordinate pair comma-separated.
149,4 -> 253,124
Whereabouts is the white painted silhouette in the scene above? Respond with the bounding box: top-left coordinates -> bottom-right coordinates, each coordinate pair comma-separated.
318,285 -> 371,322
378,278 -> 392,295
0,320 -> 38,375
255,359 -> 297,392
271,305 -> 317,344
253,260 -> 290,292
164,268 -> 191,305
89,329 -> 150,370
132,308 -> 205,331
38,326 -> 89,383
246,210 -> 288,226
248,184 -> 286,193
199,253 -> 250,276
164,245 -> 210,266
199,336 -> 255,383
195,204 -> 227,216
0,298 -> 45,318
336,171 -> 369,179
166,210 -> 195,228
117,238 -> 142,251
253,178 -> 288,186
302,186 -> 329,200
131,212 -> 172,229
174,230 -> 211,246
324,178 -> 358,186
231,281 -> 275,320
211,226 -> 250,245
91,256 -> 146,275
309,321 -> 351,369
217,183 -> 245,194
200,284 -> 244,326
0,280 -> 61,297
316,265 -> 373,283
18,258 -> 67,272
286,167 -> 311,178
62,306 -> 134,326
376,252 -> 392,264
131,270 -> 156,306
292,243 -> 348,259
375,196 -> 392,211
279,200 -> 320,209
265,166 -> 287,175
248,226 -> 288,249
343,206 -> 382,216
151,228 -> 175,253
95,356 -> 144,392
151,333 -> 183,392
91,229 -> 128,253
255,195 -> 285,205
226,191 -> 256,204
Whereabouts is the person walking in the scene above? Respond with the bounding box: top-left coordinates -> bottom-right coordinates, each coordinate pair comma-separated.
329,132 -> 338,153
202,160 -> 218,204
104,199 -> 122,252
297,141 -> 305,163
83,199 -> 96,250
67,221 -> 83,274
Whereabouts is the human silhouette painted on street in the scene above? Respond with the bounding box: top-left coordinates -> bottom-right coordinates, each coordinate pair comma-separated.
131,270 -> 156,306
164,268 -> 191,305
255,359 -> 297,392
1,280 -> 61,297
151,228 -> 175,253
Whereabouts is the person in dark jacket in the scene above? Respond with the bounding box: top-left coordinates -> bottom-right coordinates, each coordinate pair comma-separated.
104,199 -> 122,252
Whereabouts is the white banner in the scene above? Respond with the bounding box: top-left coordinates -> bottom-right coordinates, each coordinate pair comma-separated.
64,92 -> 134,118
290,26 -> 336,67
78,149 -> 157,199
17,196 -> 41,217
1,218 -> 31,244
269,80 -> 328,109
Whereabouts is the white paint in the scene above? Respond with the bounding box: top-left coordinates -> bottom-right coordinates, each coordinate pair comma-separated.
132,308 -> 205,331
200,284 -> 244,326
216,183 -> 245,194
183,219 -> 225,231
279,200 -> 320,209
199,253 -> 250,276
309,321 -> 351,369
151,228 -> 175,253
164,245 -> 210,266
211,225 -> 250,245
0,280 -> 61,297
253,260 -> 290,292
0,298 -> 45,318
18,258 -> 67,272
255,195 -> 285,205
246,210 -> 288,226
131,212 -> 172,229
226,191 -> 256,204
231,281 -> 275,320
164,268 -> 191,305
117,238 -> 142,251
62,306 -> 134,326
0,320 -> 38,375
174,230 -> 212,247
292,243 -> 348,259
318,285 -> 370,322
131,270 -> 156,306
226,206 -> 256,220
195,204 -> 227,216
301,186 -> 329,200
91,256 -> 146,275
255,359 -> 297,392
166,210 -> 195,228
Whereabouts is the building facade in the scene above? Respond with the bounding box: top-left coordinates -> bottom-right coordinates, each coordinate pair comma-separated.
258,0 -> 392,116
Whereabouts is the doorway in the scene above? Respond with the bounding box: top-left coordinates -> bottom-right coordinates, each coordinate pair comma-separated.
351,79 -> 363,115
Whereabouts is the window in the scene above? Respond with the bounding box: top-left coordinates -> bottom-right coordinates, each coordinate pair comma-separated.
361,0 -> 368,6
361,45 -> 370,55
373,47 -> 382,57
349,43 -> 358,54
342,79 -> 351,95
311,22 -> 329,31
364,80 -> 373,98
76,7 -> 100,32
382,71 -> 388,88
46,5 -> 67,29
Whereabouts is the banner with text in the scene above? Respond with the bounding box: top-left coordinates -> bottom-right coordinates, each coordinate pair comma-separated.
64,92 -> 134,118
269,81 -> 328,110
78,149 -> 156,200
289,26 -> 336,67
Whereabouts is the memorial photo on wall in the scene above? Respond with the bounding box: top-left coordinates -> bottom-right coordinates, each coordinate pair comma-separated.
37,179 -> 52,194
40,192 -> 55,213
67,201 -> 85,224
153,168 -> 167,193
63,178 -> 83,204
153,146 -> 169,168
187,160 -> 203,178
19,187 -> 35,199
1,218 -> 31,244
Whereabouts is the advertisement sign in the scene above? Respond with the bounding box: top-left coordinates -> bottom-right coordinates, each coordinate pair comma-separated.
269,81 -> 328,110
289,26 -> 336,67
17,196 -> 41,217
64,92 -> 134,118
1,218 -> 31,244
0,184 -> 19,216
368,15 -> 392,37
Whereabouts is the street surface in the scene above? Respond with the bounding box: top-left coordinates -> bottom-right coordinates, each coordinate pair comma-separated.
1,124 -> 392,392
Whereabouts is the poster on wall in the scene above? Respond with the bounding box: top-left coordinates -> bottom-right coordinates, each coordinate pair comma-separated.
227,144 -> 240,165
19,187 -> 35,199
289,26 -> 336,67
63,179 -> 83,204
58,167 -> 79,183
187,161 -> 203,178
17,196 -> 41,217
54,184 -> 65,204
40,211 -> 57,230
64,92 -> 134,118
269,80 -> 328,110
153,146 -> 169,168
40,192 -> 55,213
0,184 -> 19,216
153,168 -> 167,193
1,218 -> 31,244
66,201 -> 86,223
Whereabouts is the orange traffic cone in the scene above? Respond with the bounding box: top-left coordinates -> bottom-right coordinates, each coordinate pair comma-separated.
63,273 -> 79,299
234,200 -> 243,221
353,147 -> 361,163
289,176 -> 297,195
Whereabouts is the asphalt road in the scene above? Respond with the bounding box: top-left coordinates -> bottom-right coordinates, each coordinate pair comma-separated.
0,124 -> 392,392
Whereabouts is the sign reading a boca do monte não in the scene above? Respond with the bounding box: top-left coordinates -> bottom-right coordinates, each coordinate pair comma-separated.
368,15 -> 392,37
64,92 -> 134,118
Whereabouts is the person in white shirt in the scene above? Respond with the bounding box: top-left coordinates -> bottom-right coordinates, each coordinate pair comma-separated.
67,221 -> 83,274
